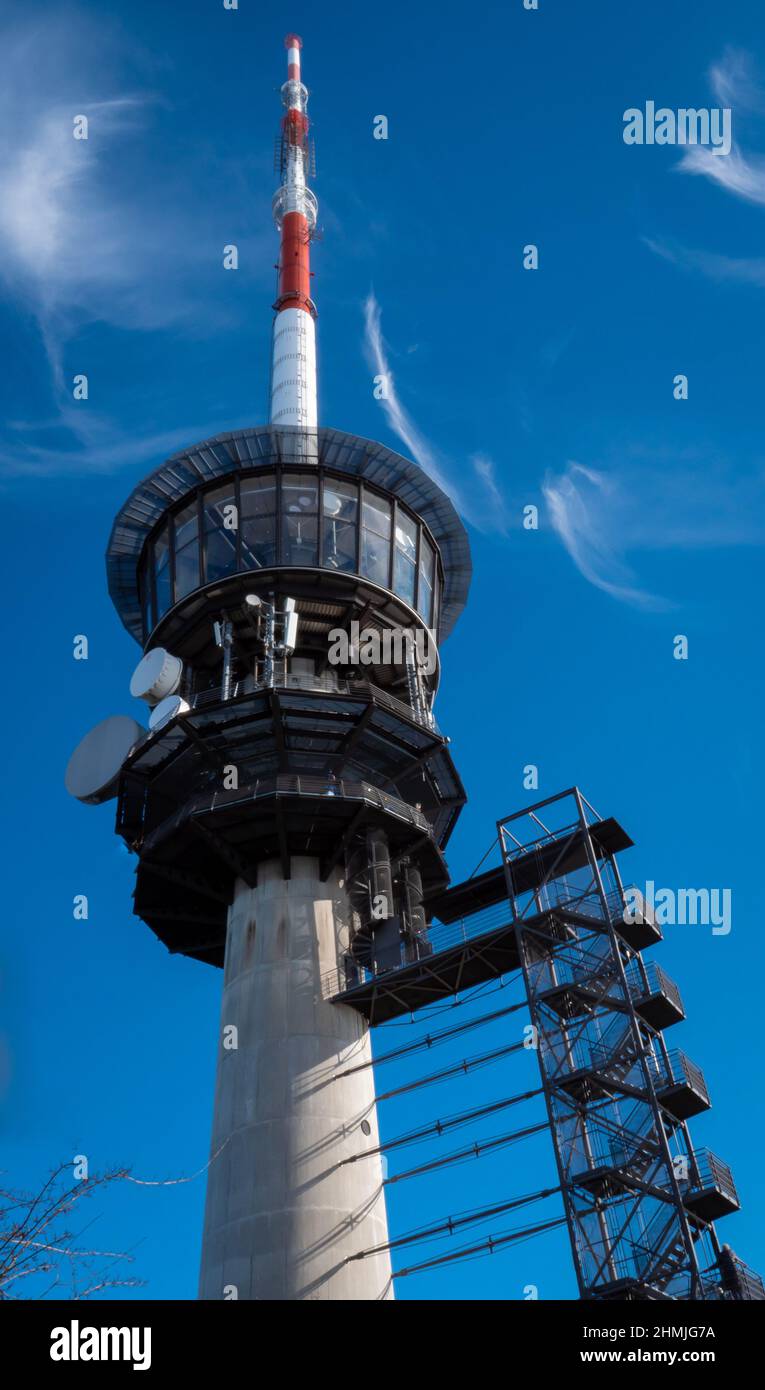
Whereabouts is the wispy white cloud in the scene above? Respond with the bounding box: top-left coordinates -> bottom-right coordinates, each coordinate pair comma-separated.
679,142 -> 765,205
643,235 -> 765,287
470,453 -> 509,533
543,464 -> 661,609
0,421 -> 220,480
0,22 -> 181,355
539,326 -> 575,370
543,458 -> 765,607
0,10 -> 274,478
362,291 -> 510,533
709,46 -> 763,114
0,94 -> 157,389
678,48 -> 765,204
648,52 -> 765,302
363,292 -> 462,501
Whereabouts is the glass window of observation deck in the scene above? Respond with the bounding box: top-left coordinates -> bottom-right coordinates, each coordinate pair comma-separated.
153,524 -> 172,620
174,499 -> 200,601
323,478 -> 357,571
140,563 -> 152,635
240,475 -> 276,568
282,474 -> 318,566
394,508 -> 417,605
203,485 -> 238,583
418,534 -> 435,624
360,491 -> 391,587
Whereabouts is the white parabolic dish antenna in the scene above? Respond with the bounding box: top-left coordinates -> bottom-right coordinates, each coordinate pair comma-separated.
129,647 -> 183,704
65,715 -> 146,805
149,695 -> 190,731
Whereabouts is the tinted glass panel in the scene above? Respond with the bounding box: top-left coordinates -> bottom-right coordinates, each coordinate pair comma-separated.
394,508 -> 417,604
393,549 -> 416,604
417,534 -> 435,623
282,514 -> 318,565
140,560 -> 153,634
360,491 -> 391,585
323,479 -> 357,571
241,475 -> 276,569
282,474 -> 318,514
395,508 -> 417,561
174,500 -> 200,600
241,514 -> 276,568
154,525 -> 172,619
362,491 -> 391,540
360,531 -> 388,585
203,486 -> 238,582
241,474 -> 276,516
175,499 -> 199,553
282,473 -> 318,565
174,550 -> 199,601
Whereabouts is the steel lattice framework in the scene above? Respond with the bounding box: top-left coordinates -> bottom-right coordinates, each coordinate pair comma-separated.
497,789 -> 732,1300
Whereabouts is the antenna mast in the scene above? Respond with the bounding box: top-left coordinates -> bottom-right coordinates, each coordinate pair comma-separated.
270,34 -> 318,429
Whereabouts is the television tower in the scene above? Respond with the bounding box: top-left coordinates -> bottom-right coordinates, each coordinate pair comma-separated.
66,34 -> 761,1306
66,34 -> 470,1301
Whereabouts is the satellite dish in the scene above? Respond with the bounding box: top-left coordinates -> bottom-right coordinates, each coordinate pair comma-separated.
149,694 -> 191,731
65,715 -> 146,805
130,648 -> 183,705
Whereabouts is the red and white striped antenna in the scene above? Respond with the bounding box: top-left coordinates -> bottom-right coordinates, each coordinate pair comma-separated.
270,34 -> 318,430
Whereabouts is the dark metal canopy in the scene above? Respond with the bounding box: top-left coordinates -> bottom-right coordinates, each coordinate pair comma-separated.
106,425 -> 472,645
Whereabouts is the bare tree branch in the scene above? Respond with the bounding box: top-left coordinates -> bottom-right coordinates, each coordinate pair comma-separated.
0,1165 -> 142,1300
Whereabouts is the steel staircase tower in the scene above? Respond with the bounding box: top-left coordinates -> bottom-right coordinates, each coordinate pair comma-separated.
497,788 -> 743,1301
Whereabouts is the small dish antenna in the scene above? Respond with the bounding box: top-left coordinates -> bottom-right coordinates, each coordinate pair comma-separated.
149,694 -> 191,731
130,648 -> 183,706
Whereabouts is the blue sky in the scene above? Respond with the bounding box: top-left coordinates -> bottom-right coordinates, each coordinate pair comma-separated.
1,0 -> 764,1299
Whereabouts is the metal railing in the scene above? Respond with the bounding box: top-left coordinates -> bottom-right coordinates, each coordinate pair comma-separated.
190,670 -> 439,731
514,881 -> 652,931
569,1141 -> 737,1214
135,773 -> 434,856
652,1048 -> 709,1105
626,960 -> 683,1014
712,1255 -> 765,1301
685,1148 -> 738,1205
326,894 -> 517,999
587,1257 -> 765,1300
503,817 -> 582,860
212,774 -> 433,830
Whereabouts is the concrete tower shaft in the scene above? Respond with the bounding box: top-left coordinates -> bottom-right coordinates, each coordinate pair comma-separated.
270,34 -> 318,430
199,861 -> 392,1300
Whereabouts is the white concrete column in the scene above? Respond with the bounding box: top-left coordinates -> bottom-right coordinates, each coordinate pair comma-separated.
198,857 -> 393,1300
